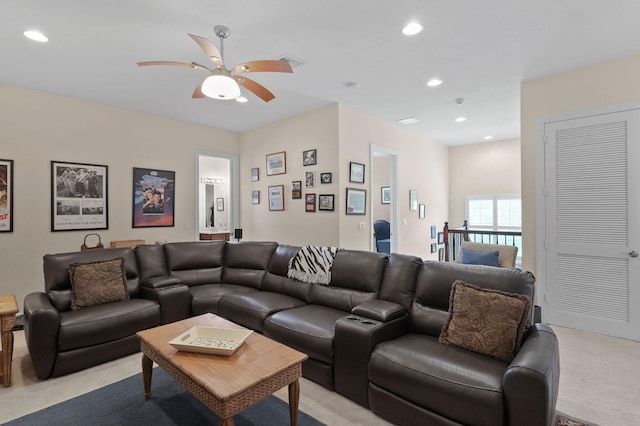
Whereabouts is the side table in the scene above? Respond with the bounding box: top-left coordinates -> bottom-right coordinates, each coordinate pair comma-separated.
0,294 -> 18,388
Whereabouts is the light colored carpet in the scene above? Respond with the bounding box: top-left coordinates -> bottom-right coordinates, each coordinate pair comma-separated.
2,325 -> 639,425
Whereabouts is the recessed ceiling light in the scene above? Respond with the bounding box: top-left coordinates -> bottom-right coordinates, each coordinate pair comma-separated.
23,30 -> 48,42
484,135 -> 493,140
455,117 -> 466,122
235,96 -> 248,103
402,22 -> 423,36
397,117 -> 419,125
426,78 -> 442,87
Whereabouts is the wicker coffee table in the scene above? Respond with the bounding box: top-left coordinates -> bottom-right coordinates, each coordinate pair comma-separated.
136,313 -> 308,426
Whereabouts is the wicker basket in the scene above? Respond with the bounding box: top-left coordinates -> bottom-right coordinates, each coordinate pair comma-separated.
109,239 -> 145,248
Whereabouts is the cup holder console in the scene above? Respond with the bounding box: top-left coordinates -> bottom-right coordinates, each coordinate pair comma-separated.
345,316 -> 377,326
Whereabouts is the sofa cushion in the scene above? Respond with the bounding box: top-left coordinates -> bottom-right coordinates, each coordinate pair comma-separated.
58,299 -> 160,351
190,283 -> 258,316
263,305 -> 346,364
68,257 -> 128,310
460,248 -> 499,267
218,291 -> 306,332
439,280 -> 532,362
368,333 -> 506,426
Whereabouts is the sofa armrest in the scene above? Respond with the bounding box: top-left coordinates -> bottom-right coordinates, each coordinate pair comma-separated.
334,314 -> 409,407
503,324 -> 560,426
139,282 -> 190,324
351,300 -> 406,322
23,292 -> 61,380
141,276 -> 183,289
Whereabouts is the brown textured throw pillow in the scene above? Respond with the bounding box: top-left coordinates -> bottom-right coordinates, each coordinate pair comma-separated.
69,257 -> 128,310
439,280 -> 532,362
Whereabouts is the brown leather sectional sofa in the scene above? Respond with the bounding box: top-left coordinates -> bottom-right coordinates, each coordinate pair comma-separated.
24,241 -> 560,426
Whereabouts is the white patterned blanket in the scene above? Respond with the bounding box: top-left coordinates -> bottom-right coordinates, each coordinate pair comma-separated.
287,245 -> 339,285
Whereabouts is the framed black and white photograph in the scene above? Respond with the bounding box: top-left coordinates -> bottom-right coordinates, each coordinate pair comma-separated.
320,172 -> 332,184
381,186 -> 391,204
438,247 -> 445,261
319,194 -> 335,211
216,197 -> 224,211
349,162 -> 365,184
431,225 -> 437,239
438,232 -> 444,245
52,161 -> 108,231
251,167 -> 259,182
268,185 -> 284,211
303,149 -> 317,166
266,151 -> 286,176
431,243 -> 437,254
0,159 -> 13,232
251,190 -> 260,204
292,181 -> 302,199
305,193 -> 316,212
132,167 -> 175,228
419,203 -> 425,219
306,171 -> 316,188
346,187 -> 366,215
409,190 -> 418,211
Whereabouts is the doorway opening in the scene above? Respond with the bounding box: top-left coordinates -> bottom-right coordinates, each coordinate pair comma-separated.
195,151 -> 239,240
370,144 -> 398,253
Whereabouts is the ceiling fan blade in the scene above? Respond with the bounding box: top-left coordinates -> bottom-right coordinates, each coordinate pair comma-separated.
137,61 -> 209,71
233,60 -> 293,74
234,76 -> 276,102
188,34 -> 223,66
192,82 -> 205,98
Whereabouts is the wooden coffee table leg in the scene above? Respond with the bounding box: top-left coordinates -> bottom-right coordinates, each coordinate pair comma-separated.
1,327 -> 14,387
142,353 -> 153,400
288,379 -> 300,426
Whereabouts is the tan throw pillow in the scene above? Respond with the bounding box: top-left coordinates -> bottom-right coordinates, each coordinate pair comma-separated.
69,257 -> 129,310
439,280 -> 532,362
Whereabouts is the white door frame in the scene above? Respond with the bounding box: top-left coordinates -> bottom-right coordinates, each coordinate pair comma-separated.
194,151 -> 240,241
370,143 -> 399,253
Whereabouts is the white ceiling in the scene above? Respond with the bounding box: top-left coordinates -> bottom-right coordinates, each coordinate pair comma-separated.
4,1 -> 640,146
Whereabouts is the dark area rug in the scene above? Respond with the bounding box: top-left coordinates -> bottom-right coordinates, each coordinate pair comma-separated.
556,411 -> 599,426
3,368 -> 326,426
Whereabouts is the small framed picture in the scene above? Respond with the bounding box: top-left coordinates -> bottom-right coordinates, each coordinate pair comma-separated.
438,247 -> 445,261
303,149 -> 317,166
381,186 -> 390,204
349,162 -> 365,184
438,232 -> 444,245
292,181 -> 302,199
409,190 -> 418,211
346,187 -> 366,215
216,197 -> 224,211
319,194 -> 335,211
305,193 -> 316,212
0,159 -> 13,232
306,171 -> 316,188
419,203 -> 425,219
431,243 -> 437,254
251,190 -> 260,204
266,151 -> 286,176
251,167 -> 259,182
431,225 -> 437,239
320,172 -> 332,184
268,185 -> 284,211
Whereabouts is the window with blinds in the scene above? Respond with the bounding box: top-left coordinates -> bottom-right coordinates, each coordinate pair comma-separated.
465,194 -> 522,255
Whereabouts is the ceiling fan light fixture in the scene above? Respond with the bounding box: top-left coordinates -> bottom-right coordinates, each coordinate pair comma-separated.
236,96 -> 248,103
201,74 -> 241,100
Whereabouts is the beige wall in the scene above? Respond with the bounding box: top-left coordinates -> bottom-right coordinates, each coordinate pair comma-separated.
448,138 -> 521,227
521,54 -> 640,273
0,83 -> 239,307
338,105 -> 449,259
239,105 -> 341,246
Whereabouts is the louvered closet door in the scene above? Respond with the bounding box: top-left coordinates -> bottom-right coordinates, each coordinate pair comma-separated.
544,109 -> 640,341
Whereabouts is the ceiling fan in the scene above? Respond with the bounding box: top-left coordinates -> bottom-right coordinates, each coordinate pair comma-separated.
137,25 -> 292,102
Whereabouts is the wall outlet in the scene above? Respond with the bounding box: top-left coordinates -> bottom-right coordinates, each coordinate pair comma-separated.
358,222 -> 365,230
403,218 -> 408,226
